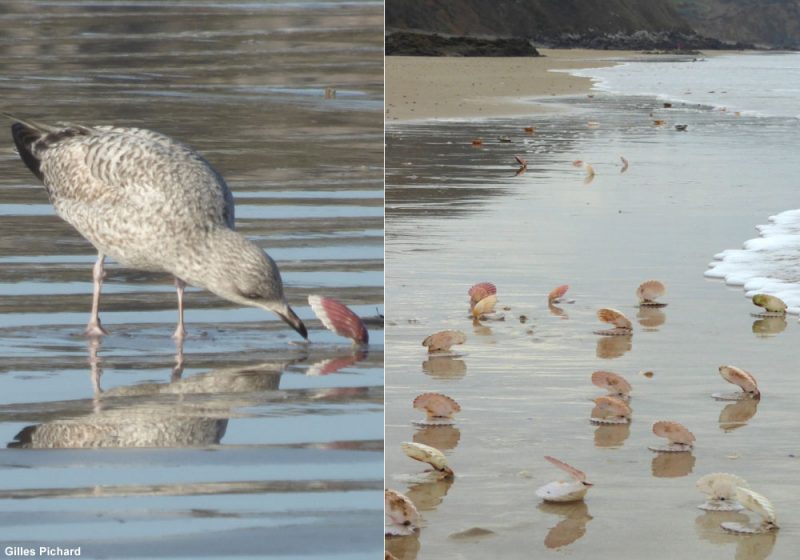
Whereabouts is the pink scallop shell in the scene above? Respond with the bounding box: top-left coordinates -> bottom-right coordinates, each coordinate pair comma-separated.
308,295 -> 368,344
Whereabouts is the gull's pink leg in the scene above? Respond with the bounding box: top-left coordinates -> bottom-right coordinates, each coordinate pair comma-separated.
172,277 -> 187,339
85,253 -> 108,337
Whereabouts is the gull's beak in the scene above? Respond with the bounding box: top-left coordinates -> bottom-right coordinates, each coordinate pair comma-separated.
277,305 -> 308,340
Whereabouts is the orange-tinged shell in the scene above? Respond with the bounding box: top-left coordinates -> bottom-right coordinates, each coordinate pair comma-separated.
413,392 -> 461,422
385,489 -> 420,535
636,280 -> 666,304
421,330 -> 466,353
468,282 -> 497,308
652,420 -> 695,445
653,119 -> 666,126
597,308 -> 632,329
515,155 -> 528,168
524,126 -> 535,134
591,371 -> 632,397
718,365 -> 760,397
548,284 -> 569,303
544,455 -> 590,484
471,138 -> 482,146
472,295 -> 497,318
308,295 -> 368,344
592,395 -> 632,422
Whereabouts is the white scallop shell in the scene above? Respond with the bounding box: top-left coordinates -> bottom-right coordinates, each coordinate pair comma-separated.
472,295 -> 497,318
385,489 -> 420,536
636,280 -> 667,306
535,480 -> 589,503
401,441 -> 453,476
736,488 -> 777,524
696,473 -> 747,511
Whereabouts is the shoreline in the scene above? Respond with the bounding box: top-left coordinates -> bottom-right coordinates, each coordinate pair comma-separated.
385,49 -> 722,122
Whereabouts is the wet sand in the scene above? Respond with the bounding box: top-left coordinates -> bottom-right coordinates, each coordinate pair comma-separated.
385,92 -> 799,558
0,1 -> 383,558
386,49 -> 647,121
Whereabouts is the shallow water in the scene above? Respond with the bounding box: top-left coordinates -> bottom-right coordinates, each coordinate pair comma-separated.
0,1 -> 383,557
385,89 -> 799,558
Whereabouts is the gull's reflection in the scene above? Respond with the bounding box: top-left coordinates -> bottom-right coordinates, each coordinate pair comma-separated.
422,356 -> 466,379
695,511 -> 777,560
406,477 -> 455,511
752,316 -> 786,336
719,398 -> 759,432
596,335 -> 632,359
538,501 -> 593,549
414,425 -> 461,451
651,452 -> 695,478
593,423 -> 631,448
637,307 -> 666,329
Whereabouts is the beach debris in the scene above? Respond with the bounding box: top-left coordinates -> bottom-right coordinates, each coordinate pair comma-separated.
590,395 -> 632,424
498,136 -> 511,143
696,473 -> 747,511
401,441 -> 454,478
421,330 -> 466,354
636,280 -> 667,307
583,163 -> 595,179
514,155 -> 528,176
649,420 -> 695,452
653,119 -> 666,126
324,87 -> 336,99
721,488 -> 779,534
751,294 -> 787,317
715,365 -> 760,400
468,282 -> 496,309
572,160 -> 584,167
642,370 -> 654,378
385,489 -> 421,536
675,124 -> 688,131
308,295 -> 368,345
586,121 -> 599,128
587,94 -> 594,99
591,371 -> 632,400
471,138 -> 482,147
594,308 -> 633,336
663,102 -> 672,108
548,284 -> 570,304
620,156 -> 629,173
536,456 -> 593,503
524,126 -> 535,134
413,392 -> 461,426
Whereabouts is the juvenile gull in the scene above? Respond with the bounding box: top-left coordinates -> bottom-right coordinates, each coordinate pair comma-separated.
4,113 -> 307,339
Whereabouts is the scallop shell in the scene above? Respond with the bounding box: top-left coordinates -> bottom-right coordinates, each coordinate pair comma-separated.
696,473 -> 747,511
636,280 -> 667,307
413,392 -> 461,425
751,294 -> 787,316
590,395 -> 631,424
307,295 -> 368,344
385,489 -> 420,536
548,284 -> 569,303
536,480 -> 589,503
544,455 -> 590,484
421,330 -> 466,354
468,282 -> 496,308
401,441 -> 453,476
721,488 -> 779,534
594,308 -> 633,335
591,371 -> 632,398
649,420 -> 695,452
717,365 -> 760,399
472,295 -> 497,318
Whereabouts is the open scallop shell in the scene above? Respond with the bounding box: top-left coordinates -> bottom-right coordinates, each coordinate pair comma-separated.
649,420 -> 695,452
590,395 -> 631,424
696,473 -> 747,511
468,282 -> 496,309
721,488 -> 778,534
594,308 -> 633,335
471,295 -> 497,319
308,295 -> 368,345
636,280 -> 667,307
715,365 -> 760,400
536,456 -> 592,502
544,456 -> 590,484
421,330 -> 466,354
401,441 -> 453,477
412,393 -> 461,426
751,294 -> 787,316
385,489 -> 420,536
548,284 -> 569,304
591,371 -> 632,399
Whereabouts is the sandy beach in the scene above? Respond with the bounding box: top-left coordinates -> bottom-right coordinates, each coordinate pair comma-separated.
386,49 -> 649,121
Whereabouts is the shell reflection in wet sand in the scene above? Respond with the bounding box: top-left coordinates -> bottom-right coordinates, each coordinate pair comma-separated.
535,456 -> 593,503
385,489 -> 421,537
636,280 -> 667,307
421,330 -> 466,354
714,365 -> 760,400
696,473 -> 747,511
401,441 -> 454,478
752,315 -> 787,335
596,335 -> 632,359
308,295 -> 368,345
591,370 -> 632,400
721,488 -> 779,535
412,392 -> 461,426
422,356 -> 467,379
750,293 -> 787,317
651,451 -> 696,478
648,420 -> 695,452
696,511 -> 778,560
406,477 -> 455,511
539,501 -> 593,549
594,308 -> 633,336
413,425 -> 461,451
718,398 -> 759,432
590,395 -> 632,425
636,306 -> 666,329
593,422 -> 631,448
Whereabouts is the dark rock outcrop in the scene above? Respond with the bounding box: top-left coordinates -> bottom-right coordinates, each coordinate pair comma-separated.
386,32 -> 540,56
